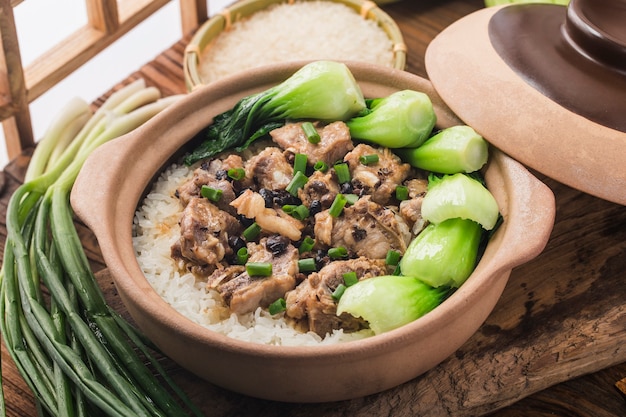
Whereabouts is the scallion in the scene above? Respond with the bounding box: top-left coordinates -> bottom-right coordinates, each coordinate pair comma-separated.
236,247 -> 249,265
201,185 -> 223,202
332,284 -> 347,301
286,171 -> 308,196
227,167 -> 246,181
385,249 -> 401,266
359,154 -> 379,165
342,271 -> 359,287
1,81 -> 202,416
395,185 -> 409,201
328,246 -> 348,260
334,163 -> 351,184
246,262 -> 273,277
243,222 -> 261,241
344,193 -> 359,205
299,236 -> 315,254
328,193 -> 348,218
294,153 -> 308,175
269,298 -> 287,315
314,160 -> 329,173
283,204 -> 309,220
302,121 -> 321,144
298,258 -> 317,273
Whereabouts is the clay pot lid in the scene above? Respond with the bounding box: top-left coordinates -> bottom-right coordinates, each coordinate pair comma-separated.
425,0 -> 626,205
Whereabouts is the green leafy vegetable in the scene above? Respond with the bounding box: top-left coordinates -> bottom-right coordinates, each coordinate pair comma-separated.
421,173 -> 500,230
336,275 -> 449,334
184,60 -> 366,165
346,90 -> 436,148
395,125 -> 489,174
399,218 -> 483,288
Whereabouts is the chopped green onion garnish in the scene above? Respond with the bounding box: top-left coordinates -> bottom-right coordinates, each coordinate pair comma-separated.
236,247 -> 249,265
342,271 -> 358,287
395,185 -> 409,201
385,249 -> 401,266
332,284 -> 347,301
344,193 -> 359,205
269,298 -> 287,315
201,185 -> 223,202
227,167 -> 246,181
334,162 -> 351,184
283,204 -> 309,220
359,154 -> 379,165
294,153 -> 308,175
302,121 -> 321,144
328,193 -> 348,217
286,171 -> 308,196
294,205 -> 310,220
314,160 -> 329,173
328,246 -> 348,260
299,236 -> 315,254
298,258 -> 317,273
242,222 -> 261,241
246,262 -> 273,277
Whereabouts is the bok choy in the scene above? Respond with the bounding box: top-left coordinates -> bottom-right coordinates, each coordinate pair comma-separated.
394,125 -> 489,174
184,60 -> 366,165
345,90 -> 436,149
336,275 -> 450,334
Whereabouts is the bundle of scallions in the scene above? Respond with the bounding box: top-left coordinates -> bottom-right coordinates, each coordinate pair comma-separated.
0,79 -> 204,417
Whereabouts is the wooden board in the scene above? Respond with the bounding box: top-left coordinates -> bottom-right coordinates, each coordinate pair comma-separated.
1,0 -> 626,415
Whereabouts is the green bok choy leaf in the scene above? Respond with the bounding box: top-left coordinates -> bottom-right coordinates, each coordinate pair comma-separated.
184,60 -> 366,165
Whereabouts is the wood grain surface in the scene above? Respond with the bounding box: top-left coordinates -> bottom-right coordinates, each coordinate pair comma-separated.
2,0 -> 626,415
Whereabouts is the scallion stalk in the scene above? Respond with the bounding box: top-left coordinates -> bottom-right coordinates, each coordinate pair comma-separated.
243,222 -> 262,241
227,167 -> 246,181
342,271 -> 358,287
298,258 -> 317,273
334,163 -> 351,184
0,82 -> 204,417
293,153 -> 308,174
359,154 -> 379,165
201,185 -> 223,202
313,160 -> 329,172
328,246 -> 348,260
286,171 -> 308,196
268,298 -> 287,315
328,194 -> 348,217
246,262 -> 273,277
301,122 -> 321,144
298,236 -> 315,254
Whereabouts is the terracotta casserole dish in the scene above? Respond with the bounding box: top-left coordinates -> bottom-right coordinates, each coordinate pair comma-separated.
71,62 -> 555,403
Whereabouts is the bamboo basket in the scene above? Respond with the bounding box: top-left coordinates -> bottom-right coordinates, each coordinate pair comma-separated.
183,0 -> 407,91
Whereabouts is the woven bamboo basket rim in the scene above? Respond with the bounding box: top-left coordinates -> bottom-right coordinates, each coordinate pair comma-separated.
183,0 -> 407,91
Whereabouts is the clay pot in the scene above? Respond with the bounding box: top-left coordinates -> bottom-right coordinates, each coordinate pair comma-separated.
71,61 -> 555,403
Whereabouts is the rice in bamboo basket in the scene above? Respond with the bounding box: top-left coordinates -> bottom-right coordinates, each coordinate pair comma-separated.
183,0 -> 406,90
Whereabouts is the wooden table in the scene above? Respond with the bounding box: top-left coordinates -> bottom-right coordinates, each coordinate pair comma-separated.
2,0 -> 626,415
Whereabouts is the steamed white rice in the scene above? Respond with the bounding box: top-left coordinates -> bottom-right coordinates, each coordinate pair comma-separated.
199,1 -> 395,83
133,163 -> 374,346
